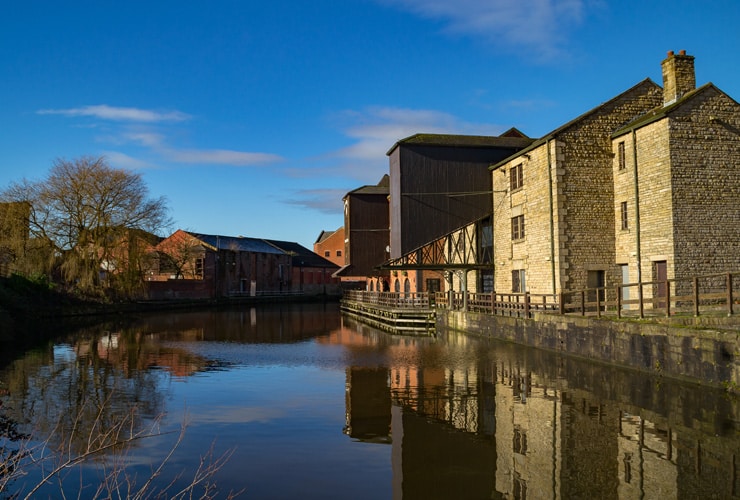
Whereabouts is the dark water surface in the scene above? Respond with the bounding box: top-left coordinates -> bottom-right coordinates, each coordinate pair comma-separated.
1,302 -> 739,499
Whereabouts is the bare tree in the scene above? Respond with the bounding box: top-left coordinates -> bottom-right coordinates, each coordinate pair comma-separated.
0,157 -> 171,296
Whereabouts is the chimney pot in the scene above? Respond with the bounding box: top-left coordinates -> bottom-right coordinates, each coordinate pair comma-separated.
667,50 -> 674,57
679,49 -> 686,55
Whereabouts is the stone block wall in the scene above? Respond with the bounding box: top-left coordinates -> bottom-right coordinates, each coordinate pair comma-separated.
614,120 -> 675,295
667,88 -> 740,279
557,82 -> 663,293
492,140 -> 560,295
491,81 -> 663,296
437,309 -> 740,389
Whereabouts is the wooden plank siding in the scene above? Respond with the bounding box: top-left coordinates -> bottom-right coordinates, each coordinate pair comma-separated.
388,137 -> 532,260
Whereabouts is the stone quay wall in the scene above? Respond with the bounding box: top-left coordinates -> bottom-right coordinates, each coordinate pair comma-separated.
437,309 -> 740,390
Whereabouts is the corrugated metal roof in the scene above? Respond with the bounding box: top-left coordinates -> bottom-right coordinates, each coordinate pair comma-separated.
186,232 -> 285,254
264,239 -> 339,268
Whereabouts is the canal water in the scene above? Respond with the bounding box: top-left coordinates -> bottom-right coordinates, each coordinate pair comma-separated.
1,302 -> 738,499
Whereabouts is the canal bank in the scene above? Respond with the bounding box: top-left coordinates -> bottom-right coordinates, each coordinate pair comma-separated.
436,309 -> 740,391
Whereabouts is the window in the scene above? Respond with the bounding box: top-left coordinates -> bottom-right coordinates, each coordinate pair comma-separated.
480,270 -> 493,293
478,217 -> 493,264
510,163 -> 524,191
511,215 -> 525,240
623,453 -> 633,484
324,251 -> 330,257
513,426 -> 528,455
513,472 -> 527,500
426,278 -> 441,293
512,269 -> 526,293
618,141 -> 626,170
620,201 -> 628,230
336,250 -> 342,257
195,258 -> 204,279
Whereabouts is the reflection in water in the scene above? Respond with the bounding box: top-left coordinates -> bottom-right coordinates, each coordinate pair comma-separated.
1,303 -> 738,498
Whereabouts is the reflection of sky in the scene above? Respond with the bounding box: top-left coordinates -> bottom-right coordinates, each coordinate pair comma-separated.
139,339 -> 393,499
52,344 -> 76,362
164,338 -> 352,371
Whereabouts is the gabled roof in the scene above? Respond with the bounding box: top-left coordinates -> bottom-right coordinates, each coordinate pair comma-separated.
343,174 -> 390,199
612,82 -> 736,137
264,239 -> 339,269
314,228 -> 341,244
490,78 -> 662,170
186,231 -> 285,254
386,132 -> 533,156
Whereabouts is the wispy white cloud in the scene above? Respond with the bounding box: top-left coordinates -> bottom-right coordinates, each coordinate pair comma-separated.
39,105 -> 283,167
377,0 -> 589,59
337,107 -> 503,160
37,104 -> 191,122
278,106 -> 507,216
119,129 -> 282,165
167,149 -> 282,166
101,151 -> 154,170
283,188 -> 349,214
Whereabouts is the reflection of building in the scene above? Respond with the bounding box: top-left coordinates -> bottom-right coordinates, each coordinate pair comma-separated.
346,329 -> 738,499
344,367 -> 391,442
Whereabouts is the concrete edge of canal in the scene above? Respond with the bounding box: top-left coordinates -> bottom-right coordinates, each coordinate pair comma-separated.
436,309 -> 740,392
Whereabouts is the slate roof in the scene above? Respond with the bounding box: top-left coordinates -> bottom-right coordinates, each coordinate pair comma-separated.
186,231 -> 285,254
314,228 -> 341,244
386,132 -> 533,156
264,239 -> 339,269
343,174 -> 390,198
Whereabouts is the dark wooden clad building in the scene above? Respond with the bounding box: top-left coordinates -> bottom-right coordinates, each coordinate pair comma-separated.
334,175 -> 390,289
386,131 -> 533,260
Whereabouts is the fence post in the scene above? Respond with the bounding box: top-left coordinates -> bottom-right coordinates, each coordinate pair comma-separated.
616,286 -> 622,319
580,290 -> 585,316
596,289 -> 602,318
492,291 -> 497,316
728,273 -> 734,316
693,277 -> 699,317
558,292 -> 565,315
524,292 -> 530,318
638,282 -> 644,319
665,280 -> 671,317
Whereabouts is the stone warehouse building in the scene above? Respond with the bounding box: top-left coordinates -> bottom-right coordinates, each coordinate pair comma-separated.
490,51 -> 740,296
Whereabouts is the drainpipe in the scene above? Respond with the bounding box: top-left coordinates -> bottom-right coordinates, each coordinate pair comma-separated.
547,138 -> 557,294
631,130 -> 643,284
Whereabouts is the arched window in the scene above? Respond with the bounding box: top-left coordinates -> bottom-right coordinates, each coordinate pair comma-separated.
394,279 -> 400,293
404,278 -> 410,295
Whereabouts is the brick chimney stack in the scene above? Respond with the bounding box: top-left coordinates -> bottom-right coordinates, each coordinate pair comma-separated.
661,50 -> 695,106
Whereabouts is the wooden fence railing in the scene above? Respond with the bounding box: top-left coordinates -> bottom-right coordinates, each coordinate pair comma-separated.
343,290 -> 433,309
345,272 -> 738,319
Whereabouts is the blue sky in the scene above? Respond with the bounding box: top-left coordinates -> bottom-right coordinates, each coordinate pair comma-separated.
2,1 -> 738,248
